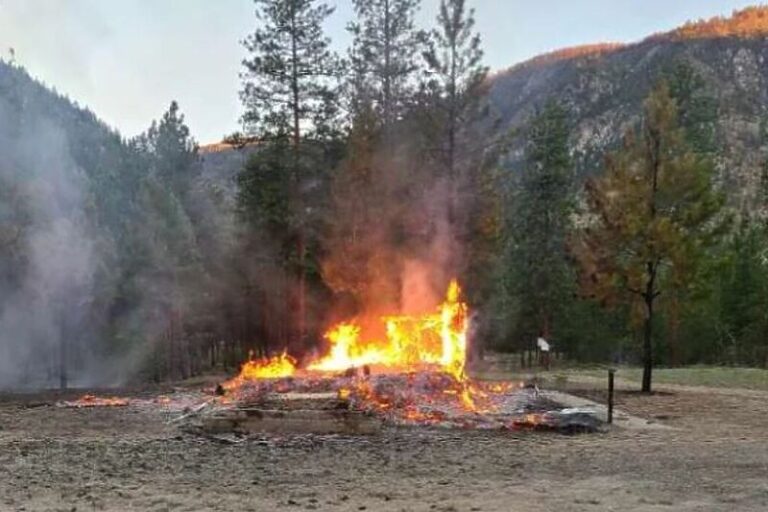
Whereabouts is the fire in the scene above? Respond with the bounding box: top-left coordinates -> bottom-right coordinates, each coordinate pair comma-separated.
308,279 -> 469,378
210,280 -> 582,431
224,280 -> 475,410
224,352 -> 297,390
440,280 -> 468,381
240,352 -> 297,379
62,394 -> 129,408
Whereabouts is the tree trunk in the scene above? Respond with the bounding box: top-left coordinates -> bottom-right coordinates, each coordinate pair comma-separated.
642,120 -> 661,393
641,295 -> 654,393
527,341 -> 533,368
382,0 -> 392,135
290,5 -> 306,352
297,236 -> 307,351
59,335 -> 67,390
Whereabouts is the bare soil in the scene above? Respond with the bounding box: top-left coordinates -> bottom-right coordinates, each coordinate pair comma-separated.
1,384 -> 766,512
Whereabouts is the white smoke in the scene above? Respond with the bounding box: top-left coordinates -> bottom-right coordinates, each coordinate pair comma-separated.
0,101 -> 98,388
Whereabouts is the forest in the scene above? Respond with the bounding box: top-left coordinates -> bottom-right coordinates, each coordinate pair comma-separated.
1,0 -> 768,395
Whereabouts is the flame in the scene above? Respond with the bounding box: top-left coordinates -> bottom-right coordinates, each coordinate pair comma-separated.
63,394 -> 129,408
308,279 -> 469,378
440,280 -> 468,381
224,280 -> 476,411
224,351 -> 297,390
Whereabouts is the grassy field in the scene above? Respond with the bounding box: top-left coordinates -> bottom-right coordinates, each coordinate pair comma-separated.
475,355 -> 768,391
565,366 -> 768,391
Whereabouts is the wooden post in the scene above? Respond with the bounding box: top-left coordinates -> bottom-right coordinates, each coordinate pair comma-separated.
607,368 -> 616,424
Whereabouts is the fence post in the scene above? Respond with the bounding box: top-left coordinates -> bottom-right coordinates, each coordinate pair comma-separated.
607,368 -> 616,424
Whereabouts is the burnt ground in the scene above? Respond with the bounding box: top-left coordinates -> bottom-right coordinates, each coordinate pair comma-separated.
0,384 -> 767,512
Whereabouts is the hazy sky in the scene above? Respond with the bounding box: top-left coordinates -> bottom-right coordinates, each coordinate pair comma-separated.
0,0 -> 760,143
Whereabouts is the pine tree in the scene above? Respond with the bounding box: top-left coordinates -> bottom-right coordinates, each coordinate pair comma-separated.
322,105 -> 377,305
348,0 -> 425,136
0,178 -> 31,293
241,0 -> 341,142
423,0 -> 487,180
718,223 -> 765,363
240,0 -> 342,348
573,82 -> 724,393
145,101 -> 199,197
505,101 -> 574,355
665,61 -> 718,155
659,62 -> 720,365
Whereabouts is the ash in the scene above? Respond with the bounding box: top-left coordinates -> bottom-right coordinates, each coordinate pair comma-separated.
220,371 -> 601,433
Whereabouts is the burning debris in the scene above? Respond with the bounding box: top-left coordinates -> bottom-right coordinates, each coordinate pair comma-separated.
210,281 -> 601,434
53,282 -> 600,435
56,393 -> 191,410
58,394 -> 130,408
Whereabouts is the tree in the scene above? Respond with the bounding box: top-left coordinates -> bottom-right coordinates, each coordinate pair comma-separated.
144,101 -> 199,196
423,0 -> 487,181
504,101 -> 574,357
0,178 -> 31,293
348,0 -> 425,136
657,62 -> 719,365
717,222 -> 767,364
322,104 -> 377,305
573,82 -> 724,393
665,61 -> 718,155
241,0 -> 341,142
240,0 -> 342,348
109,102 -> 208,381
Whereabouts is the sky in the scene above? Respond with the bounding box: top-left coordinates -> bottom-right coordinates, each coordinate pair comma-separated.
0,0 -> 761,144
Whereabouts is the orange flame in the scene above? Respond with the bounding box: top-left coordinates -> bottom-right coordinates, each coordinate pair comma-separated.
308,279 -> 468,378
223,351 -> 297,389
64,394 -> 129,408
224,280 -> 473,410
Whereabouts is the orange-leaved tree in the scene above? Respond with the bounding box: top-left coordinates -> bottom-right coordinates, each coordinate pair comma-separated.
572,81 -> 725,393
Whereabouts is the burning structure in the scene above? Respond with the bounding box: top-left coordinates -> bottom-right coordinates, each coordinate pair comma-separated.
210,281 -> 599,434
59,280 -> 599,434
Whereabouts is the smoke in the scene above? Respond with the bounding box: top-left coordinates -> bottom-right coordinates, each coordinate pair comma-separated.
399,179 -> 459,314
322,134 -> 466,326
0,96 -> 101,388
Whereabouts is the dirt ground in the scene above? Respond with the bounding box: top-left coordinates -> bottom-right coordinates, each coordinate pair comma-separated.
1,383 -> 767,512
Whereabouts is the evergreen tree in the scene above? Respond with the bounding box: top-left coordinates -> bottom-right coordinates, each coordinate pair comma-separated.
322,105 -> 377,305
423,0 -> 487,180
658,62 -> 719,365
348,0 -> 425,136
505,101 -> 574,354
144,101 -> 199,196
0,178 -> 31,293
665,61 -> 718,155
240,0 -> 342,348
573,82 -> 724,392
241,0 -> 341,141
717,222 -> 766,364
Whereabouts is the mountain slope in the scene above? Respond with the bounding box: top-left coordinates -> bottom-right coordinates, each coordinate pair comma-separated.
0,61 -> 231,387
487,6 -> 768,210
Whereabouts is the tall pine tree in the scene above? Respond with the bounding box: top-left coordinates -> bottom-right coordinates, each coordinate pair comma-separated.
505,101 -> 574,357
348,0 -> 425,137
240,0 -> 342,349
423,0 -> 487,181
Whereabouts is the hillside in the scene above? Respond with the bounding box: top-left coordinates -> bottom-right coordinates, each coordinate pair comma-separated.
487,6 -> 768,210
198,141 -> 259,200
0,60 -> 237,387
